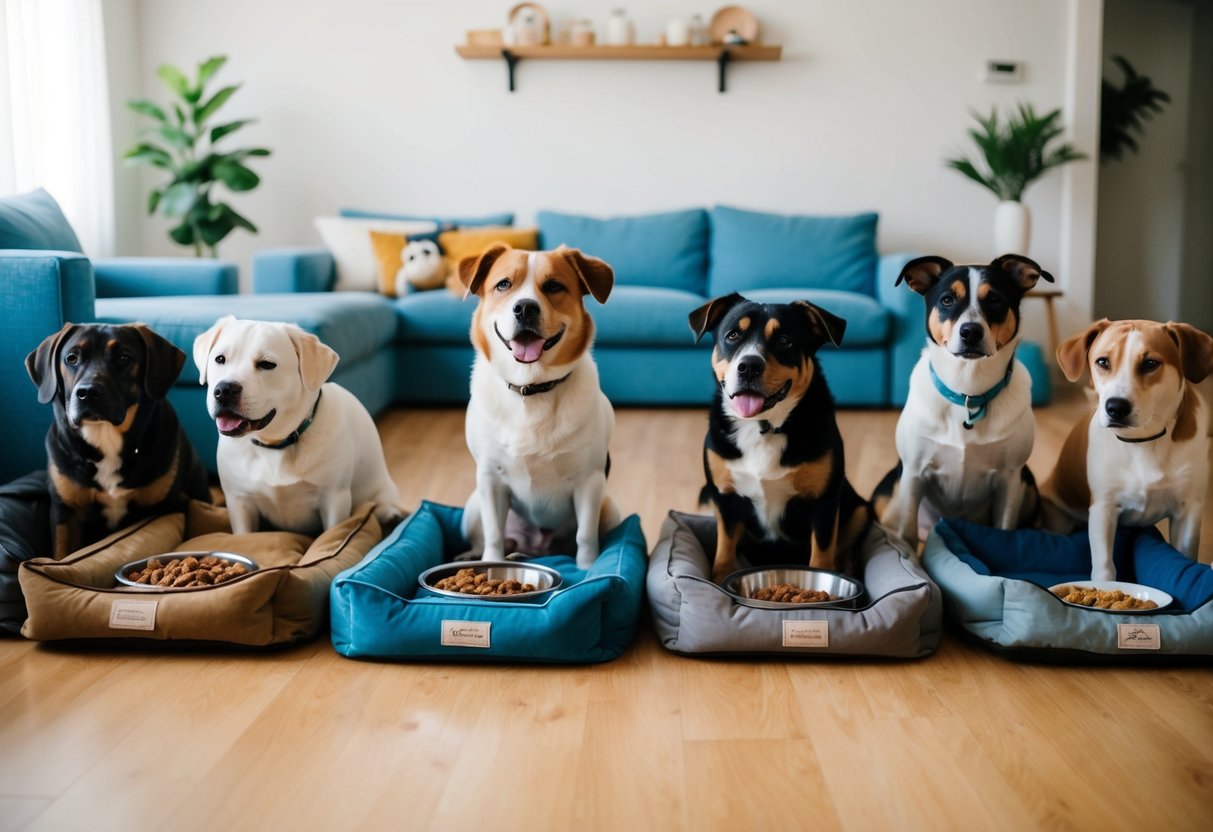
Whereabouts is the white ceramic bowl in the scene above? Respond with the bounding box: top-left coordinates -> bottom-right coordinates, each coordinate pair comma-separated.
1048,580 -> 1173,613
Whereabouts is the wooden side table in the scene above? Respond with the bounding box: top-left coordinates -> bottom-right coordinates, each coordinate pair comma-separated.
1026,287 -> 1062,359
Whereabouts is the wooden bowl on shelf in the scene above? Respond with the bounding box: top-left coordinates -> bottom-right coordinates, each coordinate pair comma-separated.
709,5 -> 759,44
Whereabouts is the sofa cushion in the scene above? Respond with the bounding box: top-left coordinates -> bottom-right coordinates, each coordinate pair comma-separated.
340,208 -> 515,228
708,206 -> 878,297
537,208 -> 709,295
396,290 -> 477,344
95,292 -> 398,375
742,289 -> 889,346
588,286 -> 707,347
0,188 -> 83,253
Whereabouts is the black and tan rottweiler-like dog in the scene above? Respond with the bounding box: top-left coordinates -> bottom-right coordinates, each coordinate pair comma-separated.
26,323 -> 210,556
690,294 -> 873,582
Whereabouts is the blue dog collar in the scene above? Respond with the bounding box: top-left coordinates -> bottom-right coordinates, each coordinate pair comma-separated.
929,357 -> 1014,430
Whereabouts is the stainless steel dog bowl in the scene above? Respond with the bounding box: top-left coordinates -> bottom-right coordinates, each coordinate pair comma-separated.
418,561 -> 563,602
723,566 -> 865,609
115,551 -> 258,589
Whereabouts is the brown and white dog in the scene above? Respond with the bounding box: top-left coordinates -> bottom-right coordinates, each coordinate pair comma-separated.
457,243 -> 621,566
1043,319 -> 1213,579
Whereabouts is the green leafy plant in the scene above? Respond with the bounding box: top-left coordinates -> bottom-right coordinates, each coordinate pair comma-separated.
123,56 -> 269,256
945,103 -> 1087,202
1101,55 -> 1170,163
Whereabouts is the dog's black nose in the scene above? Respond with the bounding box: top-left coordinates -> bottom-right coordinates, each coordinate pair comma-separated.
74,383 -> 97,402
959,323 -> 984,346
513,299 -> 540,323
736,357 -> 765,379
214,381 -> 242,404
1105,397 -> 1132,422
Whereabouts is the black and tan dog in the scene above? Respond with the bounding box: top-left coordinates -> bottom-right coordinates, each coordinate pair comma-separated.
690,293 -> 872,582
26,323 -> 210,556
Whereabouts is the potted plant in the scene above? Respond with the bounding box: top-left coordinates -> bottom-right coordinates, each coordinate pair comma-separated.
123,56 -> 270,257
945,103 -> 1086,254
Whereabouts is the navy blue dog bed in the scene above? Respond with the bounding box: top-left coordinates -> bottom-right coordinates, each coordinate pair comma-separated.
330,502 -> 648,663
923,518 -> 1213,660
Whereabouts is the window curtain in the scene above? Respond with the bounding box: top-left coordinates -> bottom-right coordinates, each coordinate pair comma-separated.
0,0 -> 115,256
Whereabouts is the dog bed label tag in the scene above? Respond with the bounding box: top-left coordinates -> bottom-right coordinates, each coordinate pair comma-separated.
783,620 -> 828,648
441,620 -> 491,648
1116,623 -> 1161,650
108,599 -> 158,631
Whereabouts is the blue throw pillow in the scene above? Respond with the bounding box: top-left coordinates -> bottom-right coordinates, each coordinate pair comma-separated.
708,205 -> 877,297
0,188 -> 83,253
339,208 -> 514,228
537,208 -> 709,295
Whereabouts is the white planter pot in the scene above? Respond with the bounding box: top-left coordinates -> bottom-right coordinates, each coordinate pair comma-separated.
993,200 -> 1031,255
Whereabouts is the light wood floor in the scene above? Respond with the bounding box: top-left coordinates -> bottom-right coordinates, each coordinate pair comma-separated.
2,395 -> 1211,832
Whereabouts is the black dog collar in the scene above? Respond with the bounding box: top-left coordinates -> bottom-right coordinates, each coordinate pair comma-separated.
507,373 -> 571,397
252,390 -> 322,449
1115,426 -> 1167,444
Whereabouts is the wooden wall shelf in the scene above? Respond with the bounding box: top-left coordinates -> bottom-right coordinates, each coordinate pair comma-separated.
455,44 -> 783,92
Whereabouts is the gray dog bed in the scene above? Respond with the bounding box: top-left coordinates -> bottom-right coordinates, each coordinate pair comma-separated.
647,512 -> 943,658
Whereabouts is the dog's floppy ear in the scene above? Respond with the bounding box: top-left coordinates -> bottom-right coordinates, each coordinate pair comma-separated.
288,326 -> 340,392
992,253 -> 1054,291
25,323 -> 79,404
689,293 -> 745,344
193,315 -> 235,385
1057,319 -> 1111,382
457,242 -> 511,299
558,246 -> 614,304
1165,322 -> 1213,383
131,323 -> 185,400
793,300 -> 847,348
896,256 -> 953,295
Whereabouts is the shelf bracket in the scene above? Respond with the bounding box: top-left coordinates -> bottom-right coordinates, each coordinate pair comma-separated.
717,48 -> 731,93
502,49 -> 519,92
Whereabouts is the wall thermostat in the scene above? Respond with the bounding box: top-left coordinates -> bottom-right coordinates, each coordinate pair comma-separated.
982,59 -> 1024,83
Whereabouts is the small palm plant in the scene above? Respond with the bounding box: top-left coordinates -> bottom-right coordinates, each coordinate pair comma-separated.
123,56 -> 270,256
945,103 -> 1087,202
1101,55 -> 1170,163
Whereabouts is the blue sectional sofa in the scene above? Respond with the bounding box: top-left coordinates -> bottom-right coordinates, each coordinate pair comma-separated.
254,206 -> 1051,408
2,191 -> 1050,485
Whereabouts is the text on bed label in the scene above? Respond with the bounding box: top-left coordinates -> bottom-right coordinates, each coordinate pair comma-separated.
441,620 -> 491,648
1116,623 -> 1161,650
783,620 -> 829,648
108,599 -> 158,631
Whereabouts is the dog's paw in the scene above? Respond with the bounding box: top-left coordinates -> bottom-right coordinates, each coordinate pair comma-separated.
1090,566 -> 1117,582
375,505 -> 407,533
453,549 -> 482,562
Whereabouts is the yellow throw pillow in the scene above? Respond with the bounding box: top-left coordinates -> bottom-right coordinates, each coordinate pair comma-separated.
368,230 -> 408,296
438,226 -> 539,270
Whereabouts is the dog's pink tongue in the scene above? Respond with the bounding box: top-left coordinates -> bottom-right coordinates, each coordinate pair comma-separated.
731,394 -> 765,418
511,336 -> 544,364
216,415 -> 245,433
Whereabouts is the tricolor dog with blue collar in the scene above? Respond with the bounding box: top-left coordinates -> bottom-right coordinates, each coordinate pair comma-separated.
874,254 -> 1052,549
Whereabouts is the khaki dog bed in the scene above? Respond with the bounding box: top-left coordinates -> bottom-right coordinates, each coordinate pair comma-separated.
647,512 -> 943,658
19,501 -> 382,646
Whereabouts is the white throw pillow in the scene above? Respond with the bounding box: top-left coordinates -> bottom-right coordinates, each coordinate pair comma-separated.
314,216 -> 438,291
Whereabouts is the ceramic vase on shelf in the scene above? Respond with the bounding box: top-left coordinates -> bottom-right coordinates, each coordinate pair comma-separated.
993,200 -> 1030,254
605,8 -> 634,46
666,17 -> 690,47
688,14 -> 708,46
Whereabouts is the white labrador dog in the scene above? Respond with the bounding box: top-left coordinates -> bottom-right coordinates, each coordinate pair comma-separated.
193,316 -> 402,535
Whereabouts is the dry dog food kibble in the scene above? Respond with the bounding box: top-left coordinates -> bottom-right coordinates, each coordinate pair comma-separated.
1051,585 -> 1158,610
433,567 -> 537,596
126,555 -> 249,588
751,584 -> 836,604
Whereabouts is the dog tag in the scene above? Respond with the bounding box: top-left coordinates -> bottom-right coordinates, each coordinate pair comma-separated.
782,620 -> 828,648
441,620 -> 491,648
109,599 -> 158,631
1116,623 -> 1161,650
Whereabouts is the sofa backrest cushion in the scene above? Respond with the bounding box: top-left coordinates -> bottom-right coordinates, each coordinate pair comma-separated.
537,208 -> 709,295
339,208 -> 515,228
0,189 -> 83,253
708,206 -> 878,297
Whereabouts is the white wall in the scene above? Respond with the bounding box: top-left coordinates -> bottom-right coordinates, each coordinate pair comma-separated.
1095,0 -> 1193,322
111,0 -> 1099,345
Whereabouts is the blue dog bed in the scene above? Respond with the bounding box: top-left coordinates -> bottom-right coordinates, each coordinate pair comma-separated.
924,518 -> 1213,661
330,502 -> 647,663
